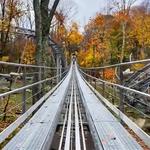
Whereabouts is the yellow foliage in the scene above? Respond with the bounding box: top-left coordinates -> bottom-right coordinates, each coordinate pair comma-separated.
78,13 -> 110,67
67,22 -> 83,46
130,14 -> 150,46
1,56 -> 9,62
131,63 -> 144,71
22,40 -> 36,64
0,0 -> 22,32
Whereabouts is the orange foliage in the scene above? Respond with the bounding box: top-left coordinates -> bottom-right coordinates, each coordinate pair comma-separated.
78,13 -> 110,67
104,68 -> 115,81
115,11 -> 129,23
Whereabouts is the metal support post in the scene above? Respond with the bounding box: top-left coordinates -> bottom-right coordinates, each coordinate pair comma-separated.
22,67 -> 26,114
119,66 -> 124,113
59,59 -> 62,81
94,70 -> 97,89
56,54 -> 61,83
102,68 -> 105,96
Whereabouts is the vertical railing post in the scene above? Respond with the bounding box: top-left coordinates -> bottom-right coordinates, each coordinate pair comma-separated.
39,66 -> 42,97
102,68 -> 105,96
119,66 -> 125,114
90,70 -> 92,84
59,59 -> 62,81
94,69 -> 97,89
112,85 -> 115,105
42,67 -> 46,94
56,54 -> 60,83
22,67 -> 26,114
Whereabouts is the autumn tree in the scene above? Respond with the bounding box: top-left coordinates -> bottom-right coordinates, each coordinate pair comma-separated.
32,0 -> 61,103
67,22 -> 83,55
111,0 -> 137,62
0,0 -> 22,59
129,4 -> 150,59
78,13 -> 110,67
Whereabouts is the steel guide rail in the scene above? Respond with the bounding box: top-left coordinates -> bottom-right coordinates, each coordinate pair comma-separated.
58,90 -> 70,150
75,79 -> 87,150
64,81 -> 74,150
2,62 -> 148,149
74,81 -> 81,150
58,67 -> 86,150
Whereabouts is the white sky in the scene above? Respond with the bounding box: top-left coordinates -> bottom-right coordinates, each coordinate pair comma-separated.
72,0 -> 107,28
71,0 -> 144,30
11,0 -> 144,31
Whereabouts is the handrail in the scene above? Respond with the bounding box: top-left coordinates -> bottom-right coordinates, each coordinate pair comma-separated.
80,69 -> 150,100
83,77 -> 150,148
0,61 -> 57,69
0,70 -> 68,99
0,74 -> 68,144
82,59 -> 150,70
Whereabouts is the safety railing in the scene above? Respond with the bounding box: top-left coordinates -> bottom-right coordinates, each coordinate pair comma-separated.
0,61 -> 68,146
80,60 -> 150,145
80,68 -> 150,147
81,59 -> 150,112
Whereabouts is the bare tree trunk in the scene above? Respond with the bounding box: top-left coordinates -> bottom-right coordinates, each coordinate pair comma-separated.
33,0 -> 43,104
32,0 -> 61,103
40,0 -> 61,65
3,79 -> 13,121
0,0 -> 6,59
119,0 -> 137,63
120,21 -> 126,63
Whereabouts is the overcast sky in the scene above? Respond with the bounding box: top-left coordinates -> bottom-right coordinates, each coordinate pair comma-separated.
72,0 -> 144,30
72,0 -> 107,28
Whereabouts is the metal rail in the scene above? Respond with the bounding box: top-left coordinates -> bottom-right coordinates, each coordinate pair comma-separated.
0,70 -> 67,99
79,69 -> 150,148
77,95 -> 86,150
1,62 -> 149,149
74,82 -> 81,150
64,82 -> 73,150
76,65 -> 144,150
0,61 -> 57,69
80,69 -> 150,100
82,59 -> 150,70
2,64 -> 73,149
85,80 -> 150,148
57,68 -> 87,150
0,77 -> 63,144
58,94 -> 70,150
